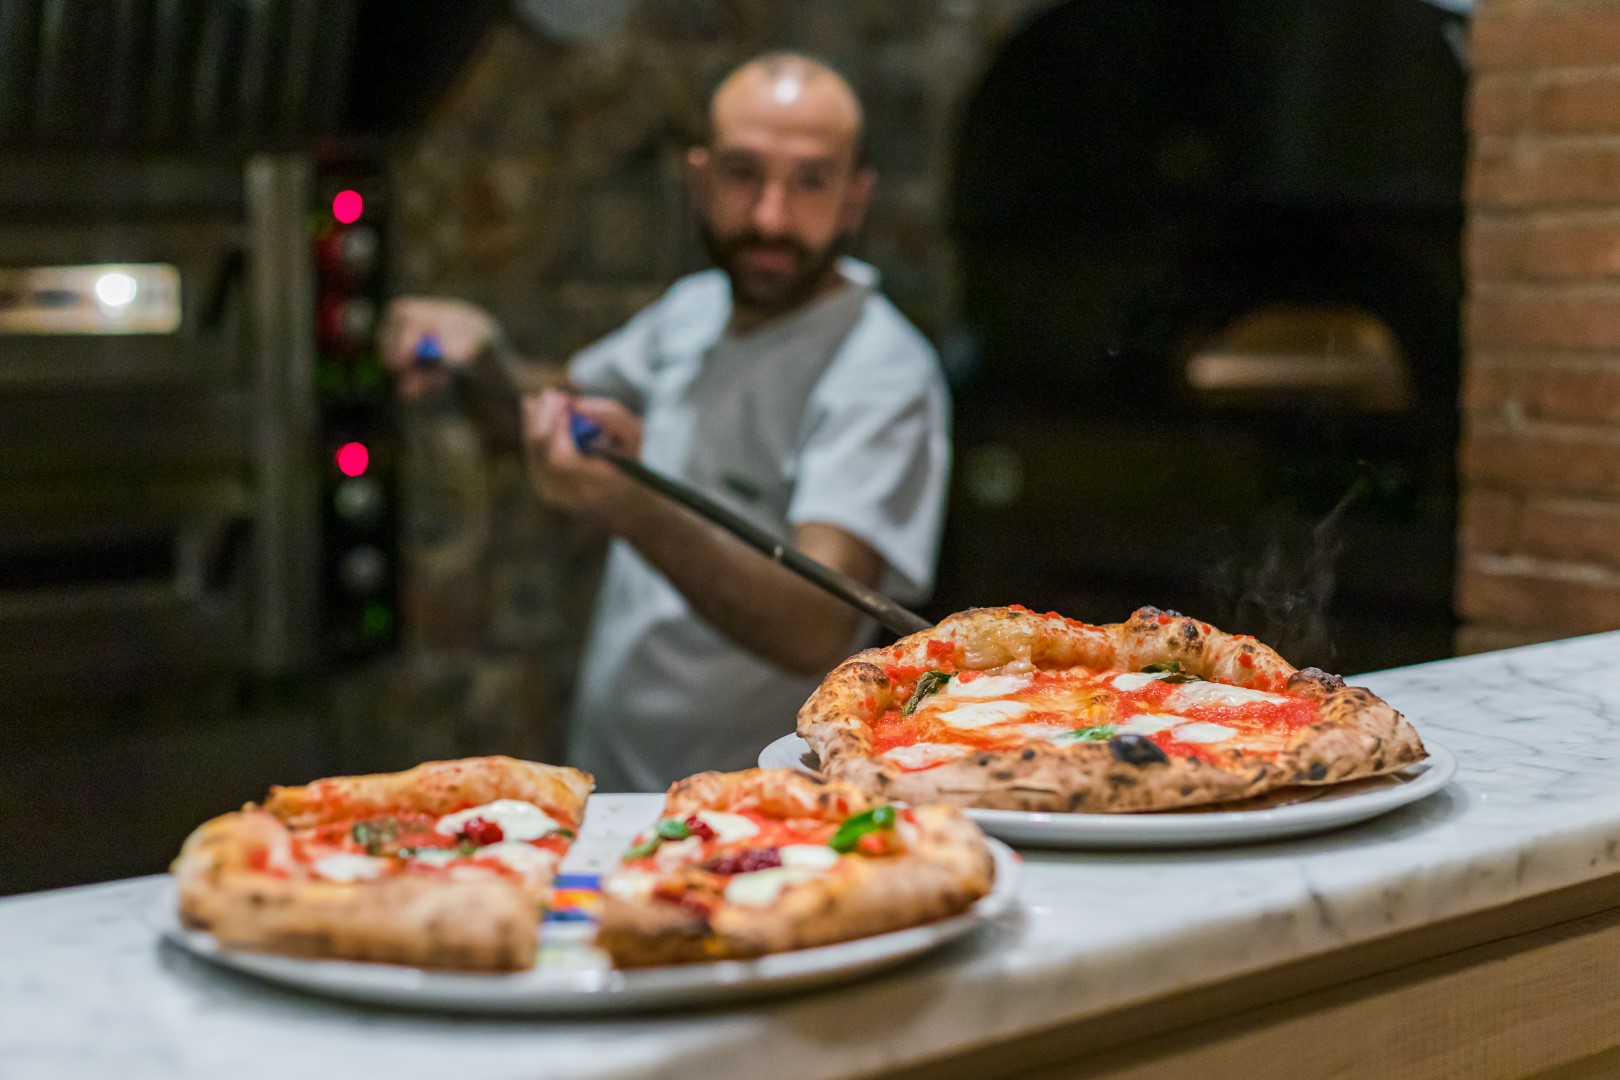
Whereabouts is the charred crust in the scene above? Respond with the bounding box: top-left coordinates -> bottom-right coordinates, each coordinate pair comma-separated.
1306,762 -> 1329,781
1021,748 -> 1036,760
991,771 -> 1015,782
1109,734 -> 1169,766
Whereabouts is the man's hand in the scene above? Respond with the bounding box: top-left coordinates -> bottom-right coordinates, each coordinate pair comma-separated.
377,296 -> 501,400
521,390 -> 646,525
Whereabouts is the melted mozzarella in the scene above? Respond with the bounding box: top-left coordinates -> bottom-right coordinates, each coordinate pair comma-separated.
943,672 -> 1032,698
312,853 -> 386,883
1165,682 -> 1289,709
1112,671 -> 1171,691
723,866 -> 824,907
1171,721 -> 1239,744
476,841 -> 560,879
603,870 -> 659,901
880,743 -> 969,769
931,700 -> 1033,729
435,799 -> 561,841
653,835 -> 703,869
404,848 -> 461,867
1115,713 -> 1186,736
779,844 -> 840,870
692,810 -> 760,845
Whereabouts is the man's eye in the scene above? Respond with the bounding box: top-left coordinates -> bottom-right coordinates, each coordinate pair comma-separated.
720,161 -> 761,184
795,172 -> 831,193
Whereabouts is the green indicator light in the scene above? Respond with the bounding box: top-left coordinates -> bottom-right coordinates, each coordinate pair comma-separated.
362,601 -> 393,638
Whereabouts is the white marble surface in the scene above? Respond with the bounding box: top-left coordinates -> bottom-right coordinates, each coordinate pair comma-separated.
7,632 -> 1620,1080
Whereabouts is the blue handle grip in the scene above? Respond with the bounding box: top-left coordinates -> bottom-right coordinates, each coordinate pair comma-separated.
569,411 -> 604,453
413,333 -> 444,369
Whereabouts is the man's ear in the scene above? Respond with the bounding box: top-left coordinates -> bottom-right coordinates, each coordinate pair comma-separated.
841,165 -> 876,233
685,147 -> 710,208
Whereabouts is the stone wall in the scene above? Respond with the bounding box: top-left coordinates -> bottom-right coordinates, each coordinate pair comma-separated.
376,0 -> 1059,763
1460,0 -> 1620,651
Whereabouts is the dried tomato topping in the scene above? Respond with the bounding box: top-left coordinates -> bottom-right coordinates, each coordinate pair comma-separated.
702,847 -> 783,876
458,817 -> 504,846
925,639 -> 954,660
683,815 -> 717,841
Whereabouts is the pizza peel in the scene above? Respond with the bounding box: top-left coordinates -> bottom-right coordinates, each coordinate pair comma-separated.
568,412 -> 932,638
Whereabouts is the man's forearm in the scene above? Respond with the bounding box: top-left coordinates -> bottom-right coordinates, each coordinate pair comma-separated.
611,496 -> 870,677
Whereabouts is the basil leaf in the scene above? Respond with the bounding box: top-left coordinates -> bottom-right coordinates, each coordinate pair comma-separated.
549,828 -> 576,840
624,835 -> 662,860
901,670 -> 953,716
1140,661 -> 1201,684
1069,725 -> 1116,742
656,818 -> 692,841
829,805 -> 898,853
351,819 -> 397,856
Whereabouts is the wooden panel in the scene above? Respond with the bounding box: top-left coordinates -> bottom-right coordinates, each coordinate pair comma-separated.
882,875 -> 1620,1080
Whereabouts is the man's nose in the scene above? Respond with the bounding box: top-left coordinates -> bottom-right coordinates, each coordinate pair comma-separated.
751,180 -> 790,235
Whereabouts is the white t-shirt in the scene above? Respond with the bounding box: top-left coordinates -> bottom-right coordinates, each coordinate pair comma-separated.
565,259 -> 951,791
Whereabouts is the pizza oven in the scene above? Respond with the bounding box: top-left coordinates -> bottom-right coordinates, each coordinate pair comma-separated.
0,0 -> 500,894
934,0 -> 1467,676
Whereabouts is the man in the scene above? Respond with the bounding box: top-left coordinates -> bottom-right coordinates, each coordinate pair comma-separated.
380,53 -> 950,790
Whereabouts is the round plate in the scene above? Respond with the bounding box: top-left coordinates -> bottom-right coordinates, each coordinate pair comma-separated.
156,839 -> 1019,1014
758,734 -> 1457,849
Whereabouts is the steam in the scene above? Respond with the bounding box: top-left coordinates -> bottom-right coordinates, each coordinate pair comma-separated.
1204,475 -> 1369,668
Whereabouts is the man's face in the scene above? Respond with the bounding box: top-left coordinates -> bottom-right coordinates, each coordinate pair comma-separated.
689,79 -> 873,317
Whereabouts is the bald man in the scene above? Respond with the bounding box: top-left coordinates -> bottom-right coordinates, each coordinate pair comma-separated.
380,54 -> 950,790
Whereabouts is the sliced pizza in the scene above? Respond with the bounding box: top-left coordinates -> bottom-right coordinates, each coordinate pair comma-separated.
595,769 -> 995,968
172,756 -> 593,971
799,606 -> 1425,813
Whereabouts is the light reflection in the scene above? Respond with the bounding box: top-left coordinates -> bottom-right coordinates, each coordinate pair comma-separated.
93,271 -> 139,308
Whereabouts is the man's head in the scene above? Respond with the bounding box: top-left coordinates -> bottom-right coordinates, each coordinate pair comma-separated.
688,53 -> 874,322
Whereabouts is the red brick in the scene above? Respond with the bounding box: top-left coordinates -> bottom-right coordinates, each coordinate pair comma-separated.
1467,287 -> 1620,349
1469,140 -> 1620,210
1469,74 -> 1534,136
1537,71 -> 1620,134
1468,215 -> 1620,280
1473,8 -> 1620,72
1461,426 -> 1620,497
1520,497 -> 1620,567
1463,358 -> 1620,423
1457,560 -> 1620,635
1455,623 -> 1570,654
1460,489 -> 1522,553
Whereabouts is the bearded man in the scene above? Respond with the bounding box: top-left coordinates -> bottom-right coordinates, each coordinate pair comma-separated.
380,53 -> 950,790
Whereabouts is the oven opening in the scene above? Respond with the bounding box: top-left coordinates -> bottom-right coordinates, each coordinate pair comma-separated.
0,533 -> 178,590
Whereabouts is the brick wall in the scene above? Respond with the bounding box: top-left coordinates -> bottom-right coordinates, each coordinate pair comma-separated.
1460,0 -> 1620,652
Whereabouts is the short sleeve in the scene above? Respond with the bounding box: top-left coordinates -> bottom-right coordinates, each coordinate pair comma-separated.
567,303 -> 660,414
786,310 -> 952,603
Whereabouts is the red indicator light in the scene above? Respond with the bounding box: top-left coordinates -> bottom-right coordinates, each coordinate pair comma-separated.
335,441 -> 369,477
332,189 -> 363,224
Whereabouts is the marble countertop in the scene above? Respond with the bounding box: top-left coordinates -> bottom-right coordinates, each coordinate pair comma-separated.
7,632 -> 1620,1080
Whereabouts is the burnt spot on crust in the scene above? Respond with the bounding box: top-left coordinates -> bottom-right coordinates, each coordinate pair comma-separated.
1287,667 -> 1347,695
976,754 -> 994,767
1109,734 -> 1169,766
1067,791 -> 1088,809
1179,620 -> 1204,647
1021,748 -> 1036,760
991,770 -> 1015,782
1306,761 -> 1329,781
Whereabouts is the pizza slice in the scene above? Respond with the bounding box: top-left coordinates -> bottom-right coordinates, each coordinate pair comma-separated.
595,769 -> 995,968
172,756 -> 593,971
799,606 -> 1426,813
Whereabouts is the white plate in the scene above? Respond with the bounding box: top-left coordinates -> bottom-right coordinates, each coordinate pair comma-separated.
156,833 -> 1019,1015
758,733 -> 1457,849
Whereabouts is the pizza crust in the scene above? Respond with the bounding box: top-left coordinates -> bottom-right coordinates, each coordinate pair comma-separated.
595,769 -> 995,968
797,606 -> 1425,814
172,756 -> 593,971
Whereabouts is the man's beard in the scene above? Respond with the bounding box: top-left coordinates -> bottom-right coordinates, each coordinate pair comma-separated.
700,223 -> 847,318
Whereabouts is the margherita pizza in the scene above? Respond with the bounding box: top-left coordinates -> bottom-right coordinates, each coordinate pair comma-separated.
798,606 -> 1425,813
172,756 -> 592,970
595,769 -> 994,968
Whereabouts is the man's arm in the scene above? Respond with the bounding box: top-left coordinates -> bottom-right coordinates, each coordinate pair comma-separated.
522,390 -> 885,676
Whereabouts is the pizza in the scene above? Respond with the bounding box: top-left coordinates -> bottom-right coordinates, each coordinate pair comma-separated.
798,606 -> 1425,813
595,768 -> 995,968
172,756 -> 593,971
